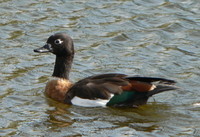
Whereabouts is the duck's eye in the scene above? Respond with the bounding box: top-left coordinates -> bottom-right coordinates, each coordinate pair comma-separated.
54,39 -> 63,45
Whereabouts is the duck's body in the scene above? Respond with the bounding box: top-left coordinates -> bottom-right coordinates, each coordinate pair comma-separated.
34,33 -> 177,107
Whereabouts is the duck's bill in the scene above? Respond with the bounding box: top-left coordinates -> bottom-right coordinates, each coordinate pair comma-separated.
33,44 -> 52,53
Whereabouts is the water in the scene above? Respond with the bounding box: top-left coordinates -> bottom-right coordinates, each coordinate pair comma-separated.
0,0 -> 200,136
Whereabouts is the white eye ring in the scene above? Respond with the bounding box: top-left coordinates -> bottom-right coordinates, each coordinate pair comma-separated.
54,39 -> 63,45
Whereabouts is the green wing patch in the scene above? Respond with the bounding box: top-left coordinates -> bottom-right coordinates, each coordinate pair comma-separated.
106,91 -> 135,106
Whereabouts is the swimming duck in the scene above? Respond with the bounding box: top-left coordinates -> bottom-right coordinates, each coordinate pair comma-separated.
34,33 -> 177,107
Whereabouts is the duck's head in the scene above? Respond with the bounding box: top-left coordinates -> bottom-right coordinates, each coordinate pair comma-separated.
34,33 -> 74,57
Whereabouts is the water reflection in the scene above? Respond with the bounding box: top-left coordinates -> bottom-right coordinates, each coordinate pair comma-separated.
45,99 -> 74,128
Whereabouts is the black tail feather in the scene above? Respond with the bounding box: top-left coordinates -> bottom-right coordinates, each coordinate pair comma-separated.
125,76 -> 176,84
147,85 -> 178,97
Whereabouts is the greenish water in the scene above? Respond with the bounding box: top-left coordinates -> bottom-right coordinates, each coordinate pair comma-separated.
0,0 -> 200,136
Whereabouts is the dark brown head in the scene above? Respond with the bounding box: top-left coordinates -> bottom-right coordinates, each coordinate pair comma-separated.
34,33 -> 74,79
34,33 -> 74,57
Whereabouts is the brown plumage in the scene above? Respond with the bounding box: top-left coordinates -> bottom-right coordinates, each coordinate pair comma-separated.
45,78 -> 73,103
34,33 -> 177,107
121,80 -> 155,92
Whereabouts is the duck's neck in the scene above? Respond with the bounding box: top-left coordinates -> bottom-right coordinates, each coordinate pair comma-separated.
52,55 -> 73,79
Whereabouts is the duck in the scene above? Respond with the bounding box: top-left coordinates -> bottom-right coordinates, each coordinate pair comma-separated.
34,33 -> 177,107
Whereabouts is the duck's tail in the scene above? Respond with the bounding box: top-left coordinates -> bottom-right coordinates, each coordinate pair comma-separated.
147,85 -> 177,97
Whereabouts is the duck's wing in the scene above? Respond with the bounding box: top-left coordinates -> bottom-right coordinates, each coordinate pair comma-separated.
64,73 -> 177,106
65,73 -> 128,102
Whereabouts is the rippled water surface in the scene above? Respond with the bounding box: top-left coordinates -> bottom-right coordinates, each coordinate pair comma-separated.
1,0 -> 200,136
